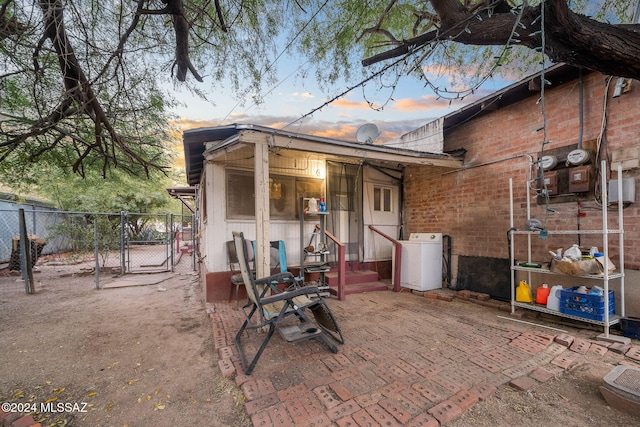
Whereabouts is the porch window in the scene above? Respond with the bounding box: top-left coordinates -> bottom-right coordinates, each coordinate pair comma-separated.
226,170 -> 255,219
226,169 -> 323,219
373,186 -> 393,212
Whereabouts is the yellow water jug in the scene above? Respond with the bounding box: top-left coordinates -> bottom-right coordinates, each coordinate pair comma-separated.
516,280 -> 533,303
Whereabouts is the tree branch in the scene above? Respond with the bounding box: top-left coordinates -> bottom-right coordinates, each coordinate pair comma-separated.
543,0 -> 640,78
30,0 -> 162,175
362,0 -> 640,80
162,0 -> 204,82
0,0 -> 27,40
362,29 -> 439,66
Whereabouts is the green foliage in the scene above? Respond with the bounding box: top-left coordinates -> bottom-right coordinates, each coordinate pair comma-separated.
1,0 -> 637,176
268,0 -> 637,94
0,0 -> 177,175
45,214 -> 121,267
0,161 -> 181,214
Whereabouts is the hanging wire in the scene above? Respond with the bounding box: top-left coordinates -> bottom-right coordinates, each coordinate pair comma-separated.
360,60 -> 405,111
218,0 -> 330,125
593,75 -> 614,207
281,52 -> 413,130
284,1 -> 531,130
414,1 -> 528,101
535,0 -> 554,238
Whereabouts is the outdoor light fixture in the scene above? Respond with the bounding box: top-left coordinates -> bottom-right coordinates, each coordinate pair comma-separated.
269,179 -> 282,199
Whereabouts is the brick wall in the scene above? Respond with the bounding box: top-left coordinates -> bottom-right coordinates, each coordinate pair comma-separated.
405,72 -> 640,274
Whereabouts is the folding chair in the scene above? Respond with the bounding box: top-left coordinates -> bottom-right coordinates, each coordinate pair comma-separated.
226,240 -> 254,309
265,239 -> 343,343
233,231 -> 344,375
252,239 -> 304,286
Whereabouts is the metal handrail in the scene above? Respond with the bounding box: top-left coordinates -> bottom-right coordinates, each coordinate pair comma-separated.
324,230 -> 346,300
368,225 -> 402,293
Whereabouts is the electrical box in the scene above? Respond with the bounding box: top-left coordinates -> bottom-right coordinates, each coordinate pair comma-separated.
609,177 -> 636,204
569,166 -> 591,193
540,170 -> 558,195
536,141 -> 598,205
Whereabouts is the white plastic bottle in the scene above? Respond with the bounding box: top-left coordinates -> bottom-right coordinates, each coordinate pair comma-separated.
308,197 -> 318,213
565,244 -> 581,261
546,285 -> 563,311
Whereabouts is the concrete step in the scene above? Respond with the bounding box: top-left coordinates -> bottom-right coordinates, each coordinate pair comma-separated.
328,281 -> 389,297
325,270 -> 379,286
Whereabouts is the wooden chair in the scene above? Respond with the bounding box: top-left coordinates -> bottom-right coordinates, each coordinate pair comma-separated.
232,231 -> 343,375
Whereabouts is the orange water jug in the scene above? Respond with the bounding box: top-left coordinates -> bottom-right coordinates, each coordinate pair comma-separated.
536,283 -> 550,305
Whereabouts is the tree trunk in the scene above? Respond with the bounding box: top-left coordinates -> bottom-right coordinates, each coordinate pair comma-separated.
364,0 -> 640,80
543,0 -> 640,78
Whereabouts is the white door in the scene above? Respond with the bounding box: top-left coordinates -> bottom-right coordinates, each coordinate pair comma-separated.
363,169 -> 401,262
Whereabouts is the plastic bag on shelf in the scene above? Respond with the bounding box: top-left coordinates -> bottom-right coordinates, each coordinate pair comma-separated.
550,256 -> 615,275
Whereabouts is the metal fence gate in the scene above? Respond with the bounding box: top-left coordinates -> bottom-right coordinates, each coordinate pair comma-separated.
0,208 -> 196,291
124,213 -> 195,274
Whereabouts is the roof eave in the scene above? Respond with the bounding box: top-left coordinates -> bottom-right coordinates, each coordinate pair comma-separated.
442,64 -> 589,133
204,129 -> 462,168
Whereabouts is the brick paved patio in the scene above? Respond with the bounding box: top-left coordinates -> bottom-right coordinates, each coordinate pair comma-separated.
207,289 -> 640,426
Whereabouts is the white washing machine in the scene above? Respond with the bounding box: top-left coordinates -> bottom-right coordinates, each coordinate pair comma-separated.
394,233 -> 443,291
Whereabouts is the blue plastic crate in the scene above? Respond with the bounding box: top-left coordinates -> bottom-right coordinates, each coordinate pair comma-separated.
559,286 -> 615,321
620,317 -> 640,339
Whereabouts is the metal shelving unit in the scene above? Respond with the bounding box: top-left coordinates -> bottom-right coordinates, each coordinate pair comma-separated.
509,161 -> 625,336
300,197 -> 330,296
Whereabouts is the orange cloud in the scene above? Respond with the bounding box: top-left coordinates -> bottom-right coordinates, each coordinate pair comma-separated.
304,123 -> 404,143
391,96 -> 449,112
312,124 -> 359,140
172,118 -> 220,131
326,88 -> 455,114
331,98 -> 371,110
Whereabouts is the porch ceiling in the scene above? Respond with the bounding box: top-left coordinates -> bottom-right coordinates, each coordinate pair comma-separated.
183,124 -> 462,185
205,142 -> 459,177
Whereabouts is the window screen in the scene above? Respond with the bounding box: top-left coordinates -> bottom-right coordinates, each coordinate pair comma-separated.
226,169 -> 323,219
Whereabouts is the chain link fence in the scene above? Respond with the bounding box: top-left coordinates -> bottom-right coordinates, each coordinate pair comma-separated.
0,207 -> 196,291
124,213 -> 196,274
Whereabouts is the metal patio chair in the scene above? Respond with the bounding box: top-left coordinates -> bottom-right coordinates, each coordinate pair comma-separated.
232,231 -> 344,375
252,239 -> 305,287
256,238 -> 344,343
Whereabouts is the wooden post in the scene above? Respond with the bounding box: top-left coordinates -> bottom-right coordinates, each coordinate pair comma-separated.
368,225 -> 402,293
254,141 -> 270,278
120,211 -> 126,274
18,208 -> 35,294
94,217 -> 100,289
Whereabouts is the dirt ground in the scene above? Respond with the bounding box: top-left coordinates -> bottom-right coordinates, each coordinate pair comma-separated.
450,358 -> 638,427
0,265 -> 250,427
1,264 -> 639,427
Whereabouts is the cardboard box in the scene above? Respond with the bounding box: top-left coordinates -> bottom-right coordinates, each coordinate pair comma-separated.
550,256 -> 615,275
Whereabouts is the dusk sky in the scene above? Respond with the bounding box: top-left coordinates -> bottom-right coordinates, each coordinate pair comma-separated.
168,0 -> 635,145
170,55 -> 516,144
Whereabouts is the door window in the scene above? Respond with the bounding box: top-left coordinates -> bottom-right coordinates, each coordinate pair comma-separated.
373,186 -> 393,212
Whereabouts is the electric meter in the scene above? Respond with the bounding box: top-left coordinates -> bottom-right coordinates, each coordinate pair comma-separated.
539,155 -> 558,170
567,149 -> 590,166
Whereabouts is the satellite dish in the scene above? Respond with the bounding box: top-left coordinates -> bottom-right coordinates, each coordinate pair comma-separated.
356,123 -> 379,144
